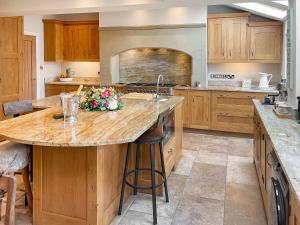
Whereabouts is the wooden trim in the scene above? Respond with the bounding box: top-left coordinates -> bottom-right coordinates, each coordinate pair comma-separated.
63,20 -> 99,25
248,21 -> 283,27
43,19 -> 99,25
208,12 -> 251,19
208,59 -> 282,64
99,23 -> 206,31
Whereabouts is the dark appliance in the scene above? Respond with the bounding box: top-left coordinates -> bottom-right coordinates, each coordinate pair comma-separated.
268,151 -> 289,225
163,109 -> 175,145
124,83 -> 176,96
297,96 -> 300,115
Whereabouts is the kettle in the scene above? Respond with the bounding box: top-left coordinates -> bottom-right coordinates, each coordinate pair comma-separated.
259,73 -> 273,89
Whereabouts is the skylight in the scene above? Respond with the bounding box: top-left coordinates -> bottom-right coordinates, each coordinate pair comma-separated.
272,0 -> 289,7
233,2 -> 287,20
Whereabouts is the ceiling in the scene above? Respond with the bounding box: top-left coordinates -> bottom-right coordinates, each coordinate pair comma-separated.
0,0 -> 288,19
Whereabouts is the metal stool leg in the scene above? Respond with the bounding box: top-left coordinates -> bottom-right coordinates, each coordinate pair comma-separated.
150,144 -> 157,225
118,143 -> 131,215
134,144 -> 141,195
159,141 -> 169,203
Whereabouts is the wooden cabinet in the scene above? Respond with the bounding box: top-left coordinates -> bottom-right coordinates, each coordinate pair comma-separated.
208,16 -> 248,62
211,92 -> 265,134
226,17 -> 247,60
45,20 -> 99,62
0,17 -> 24,120
44,20 -> 63,61
45,84 -> 81,97
290,192 -> 300,225
173,90 -> 189,127
248,22 -> 282,62
208,18 -> 227,61
189,91 -> 210,129
208,13 -> 283,63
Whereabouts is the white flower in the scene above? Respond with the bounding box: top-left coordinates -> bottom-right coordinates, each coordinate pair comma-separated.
108,99 -> 118,110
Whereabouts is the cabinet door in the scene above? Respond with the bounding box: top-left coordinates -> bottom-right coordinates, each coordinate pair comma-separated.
249,26 -> 282,61
88,24 -> 99,60
44,21 -> 63,61
173,90 -> 189,127
0,17 -> 23,120
189,91 -> 210,129
208,19 -> 226,61
226,17 -> 247,60
63,25 -> 75,60
74,25 -> 89,61
290,192 -> 300,225
260,127 -> 266,190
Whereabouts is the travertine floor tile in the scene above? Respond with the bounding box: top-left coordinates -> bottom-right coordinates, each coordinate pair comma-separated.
195,150 -> 228,166
189,163 -> 226,182
224,182 -> 267,225
167,174 -> 187,201
118,210 -> 172,225
172,150 -> 197,176
226,155 -> 258,186
171,197 -> 224,225
183,178 -> 226,201
129,194 -> 179,218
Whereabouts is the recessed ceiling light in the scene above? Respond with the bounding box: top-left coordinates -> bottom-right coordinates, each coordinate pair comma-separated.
234,2 -> 287,19
272,0 -> 288,7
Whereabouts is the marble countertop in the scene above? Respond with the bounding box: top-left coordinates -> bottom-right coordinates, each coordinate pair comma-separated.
46,81 -> 100,86
175,86 -> 279,94
0,96 -> 183,147
253,100 -> 300,205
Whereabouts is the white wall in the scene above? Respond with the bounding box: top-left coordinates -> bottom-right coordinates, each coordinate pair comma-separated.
288,0 -> 300,108
61,62 -> 100,77
24,15 -> 61,99
208,63 -> 282,83
100,6 -> 207,27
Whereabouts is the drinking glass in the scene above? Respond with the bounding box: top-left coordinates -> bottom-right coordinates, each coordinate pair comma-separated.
60,93 -> 79,124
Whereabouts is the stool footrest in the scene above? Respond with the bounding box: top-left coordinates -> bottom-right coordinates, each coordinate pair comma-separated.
125,168 -> 165,190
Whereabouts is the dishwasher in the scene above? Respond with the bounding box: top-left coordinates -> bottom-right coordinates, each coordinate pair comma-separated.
268,150 -> 289,225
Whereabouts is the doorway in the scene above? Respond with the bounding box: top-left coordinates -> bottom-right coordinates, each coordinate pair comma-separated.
23,35 -> 37,100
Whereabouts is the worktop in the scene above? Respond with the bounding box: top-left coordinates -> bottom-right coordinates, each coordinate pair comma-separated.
174,85 -> 279,94
253,100 -> 300,205
46,81 -> 100,86
0,94 -> 184,225
0,96 -> 183,147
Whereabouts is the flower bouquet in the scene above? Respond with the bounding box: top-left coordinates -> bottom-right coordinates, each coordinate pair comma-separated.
79,87 -> 124,111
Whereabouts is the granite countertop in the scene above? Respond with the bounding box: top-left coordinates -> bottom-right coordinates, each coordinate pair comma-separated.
0,96 -> 183,147
174,86 -> 279,94
46,81 -> 100,86
253,100 -> 300,205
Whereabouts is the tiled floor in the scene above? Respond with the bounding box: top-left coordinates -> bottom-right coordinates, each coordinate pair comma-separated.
110,130 -> 267,225
2,130 -> 267,225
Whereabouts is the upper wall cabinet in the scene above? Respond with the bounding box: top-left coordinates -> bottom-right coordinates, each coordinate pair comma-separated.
208,13 -> 283,63
44,20 -> 64,61
248,22 -> 282,62
208,14 -> 248,62
44,20 -> 99,62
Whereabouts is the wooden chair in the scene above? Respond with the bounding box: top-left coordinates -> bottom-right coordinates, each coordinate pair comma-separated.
0,100 -> 33,225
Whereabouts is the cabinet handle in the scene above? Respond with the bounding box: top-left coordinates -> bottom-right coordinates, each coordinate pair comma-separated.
262,134 -> 265,141
251,50 -> 254,57
229,51 -> 232,57
262,174 -> 265,184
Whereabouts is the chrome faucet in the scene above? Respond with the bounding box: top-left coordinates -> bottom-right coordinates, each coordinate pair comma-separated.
156,74 -> 164,99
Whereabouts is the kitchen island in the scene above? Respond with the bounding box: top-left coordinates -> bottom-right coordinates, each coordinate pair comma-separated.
0,95 -> 184,225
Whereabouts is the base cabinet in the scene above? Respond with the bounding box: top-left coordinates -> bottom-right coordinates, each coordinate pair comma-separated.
173,89 -> 265,134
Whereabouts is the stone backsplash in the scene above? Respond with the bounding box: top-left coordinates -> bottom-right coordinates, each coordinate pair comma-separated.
119,48 -> 192,85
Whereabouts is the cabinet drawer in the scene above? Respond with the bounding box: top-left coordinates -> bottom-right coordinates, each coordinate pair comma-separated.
211,111 -> 254,134
163,138 -> 175,177
211,92 -> 264,112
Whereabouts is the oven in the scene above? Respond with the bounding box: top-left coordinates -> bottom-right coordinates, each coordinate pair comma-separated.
268,150 -> 289,225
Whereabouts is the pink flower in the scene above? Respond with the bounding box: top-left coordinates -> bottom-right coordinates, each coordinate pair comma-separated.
90,100 -> 99,108
102,89 -> 110,98
80,97 -> 87,103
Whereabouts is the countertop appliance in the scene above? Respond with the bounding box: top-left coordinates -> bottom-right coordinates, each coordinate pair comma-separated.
123,83 -> 176,96
259,73 -> 273,89
268,151 -> 289,225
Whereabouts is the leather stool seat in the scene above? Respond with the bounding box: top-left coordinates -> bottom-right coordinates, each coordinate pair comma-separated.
134,130 -> 163,144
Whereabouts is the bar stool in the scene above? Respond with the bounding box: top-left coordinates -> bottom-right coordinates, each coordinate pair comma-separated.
0,100 -> 33,225
118,109 -> 170,225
